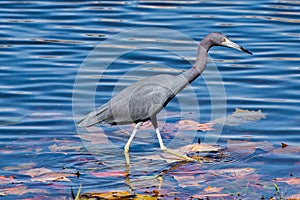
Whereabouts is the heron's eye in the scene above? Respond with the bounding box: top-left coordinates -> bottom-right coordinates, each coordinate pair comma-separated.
222,38 -> 226,43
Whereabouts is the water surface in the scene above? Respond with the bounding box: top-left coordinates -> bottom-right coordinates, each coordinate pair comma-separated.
0,0 -> 300,199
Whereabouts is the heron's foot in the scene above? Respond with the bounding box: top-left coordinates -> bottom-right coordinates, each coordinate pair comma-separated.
162,147 -> 198,162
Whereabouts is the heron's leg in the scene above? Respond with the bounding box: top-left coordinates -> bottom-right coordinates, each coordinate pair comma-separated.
124,122 -> 143,152
150,115 -> 194,162
124,122 -> 143,165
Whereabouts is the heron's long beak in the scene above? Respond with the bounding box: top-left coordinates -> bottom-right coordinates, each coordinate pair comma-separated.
222,38 -> 253,55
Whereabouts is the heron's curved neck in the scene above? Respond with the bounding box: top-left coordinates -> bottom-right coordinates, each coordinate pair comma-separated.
182,45 -> 208,83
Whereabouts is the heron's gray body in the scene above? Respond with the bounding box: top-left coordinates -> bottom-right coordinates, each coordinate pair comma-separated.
78,73 -> 189,126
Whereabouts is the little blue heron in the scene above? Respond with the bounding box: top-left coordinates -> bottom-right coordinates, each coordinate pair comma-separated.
78,32 -> 252,164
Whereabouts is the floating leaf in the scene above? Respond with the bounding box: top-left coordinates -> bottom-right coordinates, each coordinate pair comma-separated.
19,167 -> 52,178
81,191 -> 135,199
19,167 -> 76,183
135,194 -> 158,200
2,185 -> 28,196
81,126 -> 113,141
48,144 -> 81,153
272,145 -> 300,154
76,132 -> 111,145
227,140 -> 273,156
90,171 -> 126,178
138,121 -> 164,130
173,174 -> 204,188
128,175 -> 162,191
192,193 -> 231,198
274,177 -> 300,185
179,143 -> 221,153
176,120 -> 214,131
211,108 -> 266,126
30,172 -> 74,182
0,175 -> 14,185
81,191 -> 158,200
208,167 -> 255,178
203,185 -> 224,193
287,192 -> 300,200
2,185 -> 47,196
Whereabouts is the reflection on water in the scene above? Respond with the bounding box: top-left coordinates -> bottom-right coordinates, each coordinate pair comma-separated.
0,0 -> 300,198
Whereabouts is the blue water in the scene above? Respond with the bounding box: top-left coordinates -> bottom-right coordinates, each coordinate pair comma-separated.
0,0 -> 300,199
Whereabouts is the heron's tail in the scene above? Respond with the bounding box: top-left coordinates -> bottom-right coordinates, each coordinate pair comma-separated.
77,106 -> 108,127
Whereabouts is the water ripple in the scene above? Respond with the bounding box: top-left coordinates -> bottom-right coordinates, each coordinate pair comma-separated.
0,0 -> 300,198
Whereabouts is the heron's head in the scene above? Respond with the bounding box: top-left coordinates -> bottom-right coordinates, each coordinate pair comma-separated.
205,32 -> 252,55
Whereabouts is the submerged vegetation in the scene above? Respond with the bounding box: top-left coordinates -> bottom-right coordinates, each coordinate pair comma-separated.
1,109 -> 299,199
